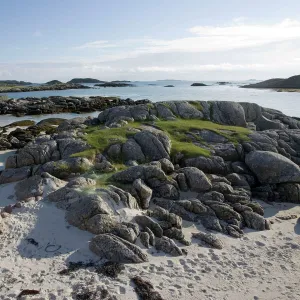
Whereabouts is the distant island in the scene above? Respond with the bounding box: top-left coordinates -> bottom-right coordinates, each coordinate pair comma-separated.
45,80 -> 63,85
241,75 -> 300,89
0,80 -> 32,86
191,82 -> 208,87
217,82 -> 231,85
0,82 -> 90,93
95,82 -> 134,87
67,78 -> 105,84
164,85 -> 175,87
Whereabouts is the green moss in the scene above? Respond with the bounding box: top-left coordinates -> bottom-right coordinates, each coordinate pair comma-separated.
6,120 -> 36,127
189,101 -> 203,111
72,123 -> 141,159
154,119 -> 250,158
0,95 -> 9,101
72,115 -> 250,161
147,103 -> 155,110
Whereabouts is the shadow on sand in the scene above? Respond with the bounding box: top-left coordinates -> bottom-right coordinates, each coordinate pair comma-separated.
16,201 -> 98,264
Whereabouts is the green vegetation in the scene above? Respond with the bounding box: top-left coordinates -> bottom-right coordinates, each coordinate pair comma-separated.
189,101 -> 203,111
154,119 -> 250,158
72,117 -> 250,161
71,122 -> 141,159
86,163 -> 127,188
5,120 -> 36,127
0,95 -> 9,101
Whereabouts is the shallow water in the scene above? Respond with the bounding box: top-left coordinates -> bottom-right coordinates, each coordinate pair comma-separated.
1,80 -> 299,126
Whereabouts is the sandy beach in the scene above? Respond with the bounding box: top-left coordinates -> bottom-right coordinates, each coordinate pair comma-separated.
1,179 -> 300,299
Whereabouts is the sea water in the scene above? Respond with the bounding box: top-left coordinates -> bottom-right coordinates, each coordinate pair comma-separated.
1,80 -> 299,126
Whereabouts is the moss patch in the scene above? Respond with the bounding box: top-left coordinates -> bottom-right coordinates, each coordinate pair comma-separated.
154,119 -> 250,158
72,122 -> 141,159
5,120 -> 36,127
189,101 -> 203,111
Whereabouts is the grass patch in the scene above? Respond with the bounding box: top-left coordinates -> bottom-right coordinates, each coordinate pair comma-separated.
0,95 -> 9,101
5,120 -> 36,127
154,119 -> 250,158
189,101 -> 203,111
71,122 -> 141,159
72,117 -> 250,161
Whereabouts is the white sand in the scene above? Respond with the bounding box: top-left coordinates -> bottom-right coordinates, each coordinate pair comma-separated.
1,183 -> 300,299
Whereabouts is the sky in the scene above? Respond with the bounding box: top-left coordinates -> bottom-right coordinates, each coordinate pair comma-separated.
1,0 -> 300,82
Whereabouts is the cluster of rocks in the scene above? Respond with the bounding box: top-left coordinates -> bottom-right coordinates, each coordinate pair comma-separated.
0,96 -> 150,117
2,100 -> 300,263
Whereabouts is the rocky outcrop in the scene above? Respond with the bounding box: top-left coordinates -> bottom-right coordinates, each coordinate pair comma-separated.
192,232 -> 223,249
245,151 -> 300,184
89,233 -> 148,263
0,97 -> 150,117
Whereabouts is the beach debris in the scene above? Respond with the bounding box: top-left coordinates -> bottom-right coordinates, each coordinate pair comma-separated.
131,276 -> 164,300
276,214 -> 297,220
58,261 -> 95,275
17,289 -> 40,298
95,261 -> 125,278
26,238 -> 39,247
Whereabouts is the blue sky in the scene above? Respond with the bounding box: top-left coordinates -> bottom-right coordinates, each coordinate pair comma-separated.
1,0 -> 300,82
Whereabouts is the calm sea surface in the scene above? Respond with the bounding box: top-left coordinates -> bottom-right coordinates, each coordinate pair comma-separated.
0,80 -> 299,126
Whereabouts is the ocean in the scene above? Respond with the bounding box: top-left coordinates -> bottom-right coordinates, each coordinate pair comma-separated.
0,80 -> 299,126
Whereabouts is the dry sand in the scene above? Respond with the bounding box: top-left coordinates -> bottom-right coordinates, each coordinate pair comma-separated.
1,182 -> 300,300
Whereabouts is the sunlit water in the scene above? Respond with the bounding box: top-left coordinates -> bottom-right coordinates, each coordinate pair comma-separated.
1,81 -> 299,126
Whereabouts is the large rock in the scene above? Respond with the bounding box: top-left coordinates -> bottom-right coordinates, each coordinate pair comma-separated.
112,165 -> 167,184
122,139 -> 145,163
245,151 -> 300,184
155,236 -> 182,256
133,130 -> 171,161
15,174 -> 65,201
0,166 -> 31,184
65,194 -> 112,230
185,156 -> 229,175
135,215 -> 163,237
35,157 -> 93,179
86,214 -> 117,234
210,101 -> 247,127
178,167 -> 212,192
89,233 -> 148,263
133,179 -> 152,209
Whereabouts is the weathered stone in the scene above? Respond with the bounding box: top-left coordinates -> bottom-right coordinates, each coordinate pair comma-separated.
133,179 -> 152,209
90,233 -> 148,263
0,166 -> 31,184
192,232 -> 223,249
85,214 -> 117,234
140,232 -> 150,248
135,215 -> 163,237
155,236 -> 182,256
178,167 -> 212,192
159,158 -> 174,174
245,151 -> 300,184
65,194 -> 112,230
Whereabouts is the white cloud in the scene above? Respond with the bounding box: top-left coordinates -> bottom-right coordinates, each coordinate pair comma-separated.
75,40 -> 116,49
74,18 -> 300,56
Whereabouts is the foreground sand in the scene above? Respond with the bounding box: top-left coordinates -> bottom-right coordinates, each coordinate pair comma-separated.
0,182 -> 300,300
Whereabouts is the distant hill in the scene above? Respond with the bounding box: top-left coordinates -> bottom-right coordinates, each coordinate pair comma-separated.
67,78 -> 105,84
191,82 -> 207,87
242,75 -> 300,89
0,80 -> 32,86
45,80 -> 63,85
